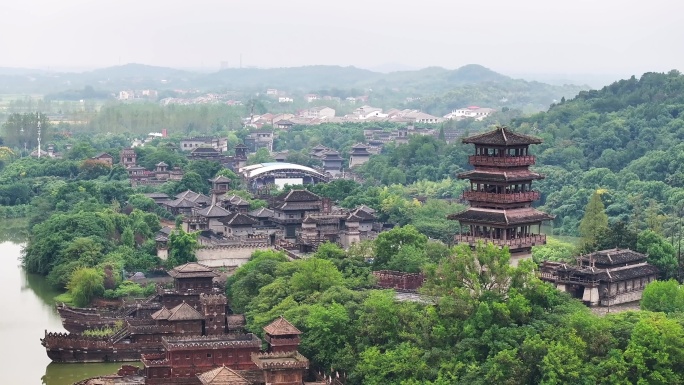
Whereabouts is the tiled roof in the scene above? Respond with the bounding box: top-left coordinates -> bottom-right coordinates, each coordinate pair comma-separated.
209,175 -> 233,183
151,306 -> 172,320
357,205 -> 376,214
249,207 -> 274,218
198,366 -> 251,385
457,170 -> 544,182
448,207 -> 554,225
580,249 -> 647,266
277,189 -> 321,202
197,204 -> 231,218
143,192 -> 170,199
165,198 -> 197,208
462,126 -> 542,146
167,301 -> 204,321
263,316 -> 302,336
227,195 -> 250,206
220,212 -> 258,226
168,262 -> 219,278
191,147 -> 221,154
156,161 -> 168,167
350,208 -> 376,221
276,202 -> 321,211
176,190 -> 200,200
559,263 -> 660,283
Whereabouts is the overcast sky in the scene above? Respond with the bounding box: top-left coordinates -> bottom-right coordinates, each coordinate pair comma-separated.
1,0 -> 682,76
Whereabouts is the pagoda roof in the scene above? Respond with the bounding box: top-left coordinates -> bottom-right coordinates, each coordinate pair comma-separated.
263,316 -> 302,336
156,161 -> 168,167
167,301 -> 204,321
463,126 -> 542,146
448,207 -> 554,225
168,262 -> 219,278
458,170 -> 544,182
198,366 -> 251,385
151,306 -> 172,320
197,204 -> 231,218
220,212 -> 258,226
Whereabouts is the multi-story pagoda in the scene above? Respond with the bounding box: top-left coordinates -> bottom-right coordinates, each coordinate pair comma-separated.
448,126 -> 553,265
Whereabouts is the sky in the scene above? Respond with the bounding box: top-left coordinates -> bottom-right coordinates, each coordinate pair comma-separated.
1,0 -> 682,77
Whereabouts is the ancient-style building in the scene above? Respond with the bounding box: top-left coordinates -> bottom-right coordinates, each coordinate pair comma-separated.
448,126 -> 553,265
348,143 -> 371,168
271,190 -> 325,238
540,248 -> 659,306
296,206 -> 378,252
121,148 -> 137,167
43,263 -> 233,363
141,316 -> 309,385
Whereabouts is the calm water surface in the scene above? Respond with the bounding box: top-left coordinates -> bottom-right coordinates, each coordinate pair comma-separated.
0,241 -> 130,385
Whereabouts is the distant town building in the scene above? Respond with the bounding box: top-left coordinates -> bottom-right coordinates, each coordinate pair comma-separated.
180,137 -> 228,152
445,106 -> 495,121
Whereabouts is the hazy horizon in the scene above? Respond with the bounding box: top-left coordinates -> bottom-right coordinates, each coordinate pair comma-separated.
2,0 -> 682,77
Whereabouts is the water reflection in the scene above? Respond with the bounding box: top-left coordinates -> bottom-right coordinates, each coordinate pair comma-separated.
42,362 -> 130,385
0,238 -> 131,385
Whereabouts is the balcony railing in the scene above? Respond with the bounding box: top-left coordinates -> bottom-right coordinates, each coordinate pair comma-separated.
462,190 -> 540,203
469,155 -> 536,167
455,234 -> 546,250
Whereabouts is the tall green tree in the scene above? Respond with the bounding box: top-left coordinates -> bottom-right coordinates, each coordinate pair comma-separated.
373,225 -> 427,271
579,190 -> 609,252
67,267 -> 105,307
168,228 -> 199,267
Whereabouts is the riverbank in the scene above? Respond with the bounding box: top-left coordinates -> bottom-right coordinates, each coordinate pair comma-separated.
0,240 -> 140,385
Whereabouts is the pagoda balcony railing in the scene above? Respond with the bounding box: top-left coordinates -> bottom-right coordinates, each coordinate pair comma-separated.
462,190 -> 540,203
469,155 -> 536,167
455,234 -> 546,250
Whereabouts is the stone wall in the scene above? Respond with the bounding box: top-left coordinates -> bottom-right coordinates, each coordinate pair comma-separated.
196,244 -> 271,268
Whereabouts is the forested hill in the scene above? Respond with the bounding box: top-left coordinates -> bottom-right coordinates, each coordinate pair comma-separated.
1,63 -> 585,109
510,70 -> 684,235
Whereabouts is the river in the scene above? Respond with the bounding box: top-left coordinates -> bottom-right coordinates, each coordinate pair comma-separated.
0,240 -> 129,385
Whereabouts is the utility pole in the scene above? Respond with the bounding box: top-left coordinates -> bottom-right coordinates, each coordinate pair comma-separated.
37,115 -> 41,158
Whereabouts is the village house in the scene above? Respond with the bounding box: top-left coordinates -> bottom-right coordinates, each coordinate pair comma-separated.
302,106 -> 336,119
180,137 -> 228,152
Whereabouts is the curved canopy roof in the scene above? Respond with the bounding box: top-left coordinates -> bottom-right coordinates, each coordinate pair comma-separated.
239,162 -> 327,180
